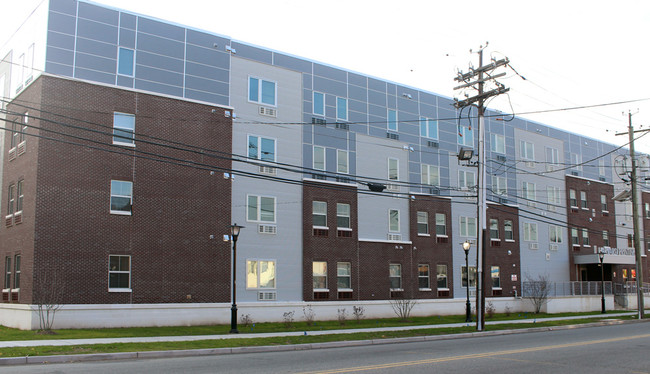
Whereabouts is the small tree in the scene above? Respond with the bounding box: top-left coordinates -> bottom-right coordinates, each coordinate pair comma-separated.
31,271 -> 65,334
523,274 -> 551,314
282,311 -> 295,328
389,296 -> 417,321
302,304 -> 315,326
352,305 -> 365,323
337,308 -> 347,325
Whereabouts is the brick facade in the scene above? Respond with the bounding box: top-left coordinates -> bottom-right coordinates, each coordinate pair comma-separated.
485,203 -> 521,297
1,76 -> 233,304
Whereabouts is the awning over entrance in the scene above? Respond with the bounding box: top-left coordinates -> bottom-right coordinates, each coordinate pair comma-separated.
574,246 -> 637,265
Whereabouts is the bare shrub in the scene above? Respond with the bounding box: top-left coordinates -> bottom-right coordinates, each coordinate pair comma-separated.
523,274 -> 551,314
352,306 -> 365,323
389,297 -> 417,321
31,271 -> 64,333
241,313 -> 254,327
337,308 -> 347,325
302,304 -> 315,326
282,311 -> 295,328
504,305 -> 512,316
486,301 -> 496,319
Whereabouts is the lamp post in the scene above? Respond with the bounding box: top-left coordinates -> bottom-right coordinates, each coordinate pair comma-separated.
462,241 -> 472,322
229,223 -> 244,333
599,251 -> 606,314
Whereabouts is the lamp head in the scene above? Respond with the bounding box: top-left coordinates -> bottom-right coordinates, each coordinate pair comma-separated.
230,223 -> 244,240
462,240 -> 471,253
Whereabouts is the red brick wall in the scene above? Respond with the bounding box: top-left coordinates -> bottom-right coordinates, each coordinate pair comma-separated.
1,76 -> 233,304
485,204 -> 521,297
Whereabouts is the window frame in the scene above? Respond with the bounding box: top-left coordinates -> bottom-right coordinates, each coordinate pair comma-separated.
16,180 -> 23,213
108,255 -> 131,292
117,47 -> 135,77
112,112 -> 136,147
490,133 -> 505,154
493,176 -> 507,196
545,147 -> 559,171
504,219 -> 514,241
458,169 -> 476,190
336,97 -> 347,121
7,184 -> 15,215
312,201 -> 327,228
580,191 -> 588,209
435,213 -> 447,237
4,256 -> 11,290
603,230 -> 610,247
603,195 -> 610,213
459,216 -> 477,238
248,76 -> 277,106
313,91 -> 325,116
313,146 -> 325,171
522,181 -> 536,202
312,261 -> 328,291
246,195 -> 276,223
19,112 -> 27,144
419,117 -> 438,139
246,259 -> 277,289
13,255 -> 20,290
569,189 -> 578,208
458,125 -> 473,146
387,109 -> 398,132
388,158 -> 399,182
571,228 -> 580,246
389,263 -> 402,290
491,266 -> 501,289
582,228 -> 590,246
337,262 -> 352,290
110,180 -> 133,215
337,203 -> 351,230
337,149 -> 348,174
549,225 -> 563,243
247,134 -> 277,162
421,164 -> 440,186
417,211 -> 429,235
436,264 -> 448,290
520,140 -> 534,160
489,218 -> 500,240
388,209 -> 400,233
523,222 -> 538,242
461,265 -> 477,288
418,264 -> 430,290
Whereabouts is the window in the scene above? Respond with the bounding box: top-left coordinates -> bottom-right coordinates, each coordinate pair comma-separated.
436,265 -> 448,289
388,109 -> 398,131
645,202 -> 650,218
336,203 -> 352,229
458,126 -> 473,146
604,195 -> 610,212
421,164 -> 439,186
313,146 -> 325,170
458,170 -> 476,190
26,43 -> 34,81
603,230 -> 610,247
113,112 -> 135,146
569,189 -> 577,208
459,216 -> 476,237
313,201 -> 327,227
547,186 -> 560,209
389,209 -> 399,232
7,184 -> 14,215
389,264 -> 402,290
110,180 -> 132,215
549,225 -> 563,243
108,255 -> 131,290
313,261 -> 327,290
13,255 -> 20,289
10,119 -> 18,148
418,264 -> 430,290
504,220 -> 514,241
248,135 -> 276,162
337,262 -> 351,289
388,158 -> 399,182
417,211 -> 429,235
491,266 -> 500,289
420,117 -> 438,139
580,191 -> 587,209
461,266 -> 477,288
571,228 -> 580,246
4,257 -> 10,289
435,213 -> 447,236
313,92 -> 324,116
582,228 -> 590,246
490,133 -> 505,154
337,150 -> 348,174
520,140 -> 534,160
489,219 -> 499,239
117,47 -> 135,76
523,222 -> 538,242
493,176 -> 507,196
246,260 -> 276,289
571,153 -> 582,171
628,234 -> 633,248
545,147 -> 559,171
522,182 -> 536,202
336,97 -> 347,120
16,180 -> 23,212
247,195 -> 276,222
249,76 -> 276,106
599,159 -> 606,176
19,112 -> 27,143
337,203 -> 351,229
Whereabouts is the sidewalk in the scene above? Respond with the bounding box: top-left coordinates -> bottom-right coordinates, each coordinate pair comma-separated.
0,312 -> 636,348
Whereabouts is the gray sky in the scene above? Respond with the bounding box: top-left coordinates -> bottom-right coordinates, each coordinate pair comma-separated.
4,0 -> 650,153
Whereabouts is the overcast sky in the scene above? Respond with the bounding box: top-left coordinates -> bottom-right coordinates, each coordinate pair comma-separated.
4,0 -> 650,154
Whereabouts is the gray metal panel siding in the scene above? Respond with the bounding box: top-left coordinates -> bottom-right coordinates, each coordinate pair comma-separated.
74,67 -> 115,84
186,29 -> 229,51
274,53 -> 312,73
119,29 -> 136,48
184,75 -> 228,96
137,50 -> 184,73
185,62 -> 229,83
76,18 -> 118,44
231,42 -> 272,64
348,84 -> 366,102
76,38 -> 116,59
303,73 -> 312,89
47,30 -> 75,50
348,72 -> 366,88
116,75 -> 133,88
120,12 -> 137,29
138,17 -> 185,41
45,61 -> 73,76
368,77 -> 386,92
184,89 -> 228,106
48,10 -> 77,35
313,63 -> 346,82
185,44 -> 229,69
137,32 -> 184,58
135,79 -> 183,97
46,45 -> 74,66
49,0 -> 77,15
78,2 -> 118,25
368,90 -> 386,107
135,65 -> 183,87
314,76 -> 346,97
74,51 -> 115,73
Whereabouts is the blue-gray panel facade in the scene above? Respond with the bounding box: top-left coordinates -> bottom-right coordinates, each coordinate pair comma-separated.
119,29 -> 136,48
184,89 -> 228,106
313,63 -> 346,82
47,30 -> 75,50
46,45 -> 74,66
186,29 -> 229,51
74,66 -> 115,84
76,18 -> 118,44
135,65 -> 183,87
274,53 -> 312,73
135,79 -> 183,97
137,17 -> 185,41
74,51 -> 115,73
49,0 -> 77,15
231,42 -> 272,64
184,75 -> 228,96
119,12 -> 136,29
185,62 -> 229,83
136,50 -> 184,73
77,2 -> 118,25
185,44 -> 229,69
48,10 -> 77,35
75,38 -> 117,59
137,32 -> 184,58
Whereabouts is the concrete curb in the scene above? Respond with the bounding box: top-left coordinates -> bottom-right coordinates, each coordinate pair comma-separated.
0,318 -> 643,366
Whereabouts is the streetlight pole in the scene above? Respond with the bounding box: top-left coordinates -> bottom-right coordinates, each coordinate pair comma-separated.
229,223 -> 244,334
599,251 -> 606,314
463,241 -> 471,322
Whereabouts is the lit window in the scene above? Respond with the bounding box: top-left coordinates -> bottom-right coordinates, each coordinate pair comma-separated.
389,264 -> 402,290
491,266 -> 500,289
337,203 -> 351,229
246,260 -> 276,289
460,216 -> 476,237
313,146 -> 325,171
247,195 -> 276,222
436,264 -> 448,289
336,97 -> 347,121
461,266 -> 477,288
417,211 -> 428,235
248,135 -> 276,162
388,109 -> 398,131
113,112 -> 135,146
313,201 -> 327,227
110,180 -> 132,215
313,92 -> 324,116
389,209 -> 399,232
418,264 -> 430,290
523,222 -> 538,242
337,262 -> 351,289
436,213 -> 447,236
117,47 -> 135,76
421,164 -> 439,186
419,117 -> 438,139
108,255 -> 131,290
458,126 -> 473,146
490,133 -> 505,154
249,77 -> 276,106
313,261 -> 327,290
337,150 -> 348,174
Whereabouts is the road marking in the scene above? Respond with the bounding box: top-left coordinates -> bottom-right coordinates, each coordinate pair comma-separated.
298,333 -> 650,374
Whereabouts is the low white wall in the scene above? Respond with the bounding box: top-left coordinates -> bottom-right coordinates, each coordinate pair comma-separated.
0,295 -> 632,330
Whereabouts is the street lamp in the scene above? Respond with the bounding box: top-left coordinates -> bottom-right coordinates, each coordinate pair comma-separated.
462,240 -> 472,322
229,223 -> 244,333
599,251 -> 606,314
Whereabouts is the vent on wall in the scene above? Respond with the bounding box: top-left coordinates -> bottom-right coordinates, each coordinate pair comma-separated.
387,233 -> 402,241
258,291 -> 276,301
258,224 -> 277,234
259,106 -> 276,117
259,166 -> 276,175
386,132 -> 399,140
529,242 -> 539,250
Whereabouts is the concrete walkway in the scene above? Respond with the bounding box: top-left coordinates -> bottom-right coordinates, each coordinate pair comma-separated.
0,312 -> 636,348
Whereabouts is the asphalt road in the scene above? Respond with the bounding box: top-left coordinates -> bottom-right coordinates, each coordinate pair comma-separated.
7,322 -> 650,374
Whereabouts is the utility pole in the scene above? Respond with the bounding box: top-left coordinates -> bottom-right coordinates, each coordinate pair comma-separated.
615,111 -> 645,320
453,43 -> 510,331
